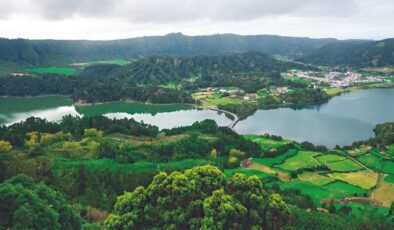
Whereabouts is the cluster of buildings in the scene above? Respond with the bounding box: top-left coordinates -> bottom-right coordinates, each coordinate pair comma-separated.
284,70 -> 385,88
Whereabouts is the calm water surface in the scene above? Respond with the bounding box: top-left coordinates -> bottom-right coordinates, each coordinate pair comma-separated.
235,88 -> 394,147
1,88 -> 393,147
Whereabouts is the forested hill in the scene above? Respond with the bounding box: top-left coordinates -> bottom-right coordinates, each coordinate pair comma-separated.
0,33 -> 336,71
108,51 -> 314,84
299,38 -> 394,67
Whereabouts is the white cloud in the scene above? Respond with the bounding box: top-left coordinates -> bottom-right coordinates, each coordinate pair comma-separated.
0,0 -> 392,39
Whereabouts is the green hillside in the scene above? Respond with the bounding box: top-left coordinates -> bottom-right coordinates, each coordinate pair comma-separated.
299,39 -> 394,67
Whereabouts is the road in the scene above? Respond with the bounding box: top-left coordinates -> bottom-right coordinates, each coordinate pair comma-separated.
209,108 -> 239,129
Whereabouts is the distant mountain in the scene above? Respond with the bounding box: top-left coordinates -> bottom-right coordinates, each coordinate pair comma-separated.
299,39 -> 394,67
0,33 -> 336,73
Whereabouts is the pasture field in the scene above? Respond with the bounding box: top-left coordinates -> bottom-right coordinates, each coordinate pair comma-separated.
276,151 -> 321,171
279,180 -> 337,203
357,154 -> 383,170
372,182 -> 394,207
244,134 -> 292,151
203,92 -> 241,106
298,172 -> 335,186
328,170 -> 379,190
257,90 -> 268,97
346,145 -> 371,156
315,154 -> 346,163
382,160 -> 394,174
326,159 -> 363,172
248,162 -> 290,182
385,175 -> 394,183
224,168 -> 274,180
253,149 -> 298,167
387,144 -> 394,155
28,67 -> 77,75
324,181 -> 366,196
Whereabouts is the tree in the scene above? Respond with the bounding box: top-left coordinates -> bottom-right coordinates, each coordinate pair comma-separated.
202,189 -> 247,229
0,140 -> 12,153
104,165 -> 290,229
0,174 -> 81,229
84,128 -> 104,138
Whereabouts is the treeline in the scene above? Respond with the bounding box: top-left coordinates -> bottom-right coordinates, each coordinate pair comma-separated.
0,116 -> 159,146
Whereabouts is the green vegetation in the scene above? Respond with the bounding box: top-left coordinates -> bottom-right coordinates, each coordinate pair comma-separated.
300,38 -> 394,67
277,151 -> 321,171
326,159 -> 363,172
316,154 -> 347,163
253,149 -> 298,166
298,172 -> 336,186
28,67 -> 77,75
328,171 -> 378,189
324,181 -> 366,196
384,175 -> 394,183
104,165 -> 290,229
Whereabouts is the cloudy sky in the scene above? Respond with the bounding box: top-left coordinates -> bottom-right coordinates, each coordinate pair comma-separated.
0,0 -> 393,40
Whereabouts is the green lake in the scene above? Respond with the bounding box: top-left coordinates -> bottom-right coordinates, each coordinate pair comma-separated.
1,88 -> 394,147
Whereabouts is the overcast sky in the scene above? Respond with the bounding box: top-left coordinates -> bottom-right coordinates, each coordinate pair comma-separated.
0,0 -> 393,40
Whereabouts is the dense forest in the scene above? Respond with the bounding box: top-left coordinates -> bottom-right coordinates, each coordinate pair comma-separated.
299,39 -> 394,67
1,117 -> 393,229
0,33 -> 337,73
0,52 -> 314,103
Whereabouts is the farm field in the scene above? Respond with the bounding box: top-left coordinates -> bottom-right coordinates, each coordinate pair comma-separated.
357,154 -> 383,170
224,168 -> 274,180
315,154 -> 346,163
244,134 -> 292,151
276,151 -> 321,171
192,92 -> 242,107
279,180 -> 338,203
328,170 -> 379,189
372,182 -> 394,207
298,172 -> 335,186
253,149 -> 298,166
28,67 -> 77,75
326,159 -> 363,172
324,181 -> 366,196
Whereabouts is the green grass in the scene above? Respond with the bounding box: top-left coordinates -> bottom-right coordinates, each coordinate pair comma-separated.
203,92 -> 241,106
257,90 -> 268,97
244,134 -> 291,152
28,67 -> 77,75
316,154 -> 347,163
53,158 -> 210,173
326,159 -> 363,172
324,181 -> 366,196
224,168 -> 275,180
382,160 -> 394,174
387,144 -> 394,155
298,172 -> 336,186
328,171 -> 378,190
253,149 -> 298,167
276,151 -> 321,171
279,180 -> 337,203
384,175 -> 394,183
357,154 -> 383,170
